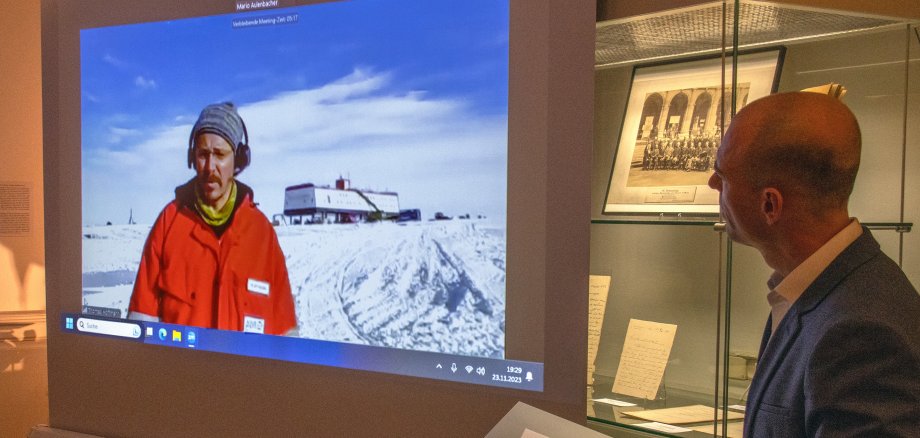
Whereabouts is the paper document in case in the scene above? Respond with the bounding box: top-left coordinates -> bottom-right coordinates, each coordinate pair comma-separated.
611,318 -> 677,399
587,275 -> 611,385
623,404 -> 744,425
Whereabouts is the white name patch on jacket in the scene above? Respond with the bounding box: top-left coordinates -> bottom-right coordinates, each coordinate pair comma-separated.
243,316 -> 265,334
247,278 -> 270,296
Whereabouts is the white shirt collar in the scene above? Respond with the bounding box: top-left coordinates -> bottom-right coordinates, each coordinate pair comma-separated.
767,219 -> 863,329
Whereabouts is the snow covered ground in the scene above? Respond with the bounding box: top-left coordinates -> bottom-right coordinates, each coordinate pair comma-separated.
82,219 -> 506,358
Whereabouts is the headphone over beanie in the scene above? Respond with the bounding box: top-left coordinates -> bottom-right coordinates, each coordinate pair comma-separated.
187,102 -> 251,174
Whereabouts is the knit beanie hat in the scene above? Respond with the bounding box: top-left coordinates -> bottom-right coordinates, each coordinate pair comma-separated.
188,102 -> 250,174
190,102 -> 246,151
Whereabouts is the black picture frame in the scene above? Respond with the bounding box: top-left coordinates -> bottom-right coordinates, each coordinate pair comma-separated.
602,47 -> 785,217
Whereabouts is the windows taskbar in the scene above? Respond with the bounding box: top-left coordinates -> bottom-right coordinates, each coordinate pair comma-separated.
60,313 -> 544,392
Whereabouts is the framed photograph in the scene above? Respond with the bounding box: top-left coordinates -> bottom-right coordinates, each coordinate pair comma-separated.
602,48 -> 785,216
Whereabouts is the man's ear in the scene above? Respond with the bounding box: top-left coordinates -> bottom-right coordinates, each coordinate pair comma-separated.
761,188 -> 783,225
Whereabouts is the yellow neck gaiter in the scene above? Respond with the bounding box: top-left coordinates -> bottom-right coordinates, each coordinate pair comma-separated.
195,181 -> 237,227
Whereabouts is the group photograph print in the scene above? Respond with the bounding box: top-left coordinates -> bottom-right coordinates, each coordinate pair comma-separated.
603,48 -> 784,216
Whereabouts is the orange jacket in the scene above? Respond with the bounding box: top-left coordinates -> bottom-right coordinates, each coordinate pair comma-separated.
128,181 -> 296,335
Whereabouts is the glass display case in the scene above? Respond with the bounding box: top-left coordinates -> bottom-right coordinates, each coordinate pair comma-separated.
588,1 -> 918,436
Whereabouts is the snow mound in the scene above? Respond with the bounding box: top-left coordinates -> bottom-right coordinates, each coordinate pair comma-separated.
81,219 -> 506,358
284,220 -> 505,358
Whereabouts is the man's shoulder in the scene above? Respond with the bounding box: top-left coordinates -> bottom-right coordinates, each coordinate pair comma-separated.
840,245 -> 918,301
148,199 -> 202,236
811,248 -> 920,340
155,199 -> 184,223
237,200 -> 271,223
819,228 -> 916,299
232,196 -> 278,234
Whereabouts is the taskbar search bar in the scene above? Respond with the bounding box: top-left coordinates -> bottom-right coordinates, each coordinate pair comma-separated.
76,317 -> 143,339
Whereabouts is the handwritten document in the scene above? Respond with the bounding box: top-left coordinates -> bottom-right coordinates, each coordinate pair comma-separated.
623,405 -> 744,424
587,275 -> 611,384
611,318 -> 677,399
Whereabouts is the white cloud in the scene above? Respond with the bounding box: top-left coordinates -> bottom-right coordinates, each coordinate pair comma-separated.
134,76 -> 157,90
106,126 -> 142,144
103,53 -> 130,69
104,113 -> 135,124
83,69 -> 508,226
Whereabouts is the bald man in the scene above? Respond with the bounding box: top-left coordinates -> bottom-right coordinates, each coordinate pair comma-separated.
709,92 -> 920,437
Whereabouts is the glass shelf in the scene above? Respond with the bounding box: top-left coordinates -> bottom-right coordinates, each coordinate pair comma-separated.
592,219 -> 913,232
591,218 -> 718,227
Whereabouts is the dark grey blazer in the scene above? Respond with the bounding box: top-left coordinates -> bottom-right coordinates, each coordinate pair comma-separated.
744,228 -> 920,438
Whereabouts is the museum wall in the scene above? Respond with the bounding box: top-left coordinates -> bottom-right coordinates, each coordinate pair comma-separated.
0,0 -> 45,312
590,24 -> 919,403
0,2 -> 49,438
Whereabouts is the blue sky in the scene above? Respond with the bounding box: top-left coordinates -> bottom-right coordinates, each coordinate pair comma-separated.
81,0 -> 509,226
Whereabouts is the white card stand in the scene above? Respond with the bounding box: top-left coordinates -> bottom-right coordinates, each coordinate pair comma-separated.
486,402 -> 609,438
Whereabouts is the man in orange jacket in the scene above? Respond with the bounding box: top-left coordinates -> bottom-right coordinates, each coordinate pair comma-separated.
128,102 -> 297,336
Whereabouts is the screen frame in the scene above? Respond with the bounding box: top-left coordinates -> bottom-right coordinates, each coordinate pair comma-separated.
42,0 -> 594,435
